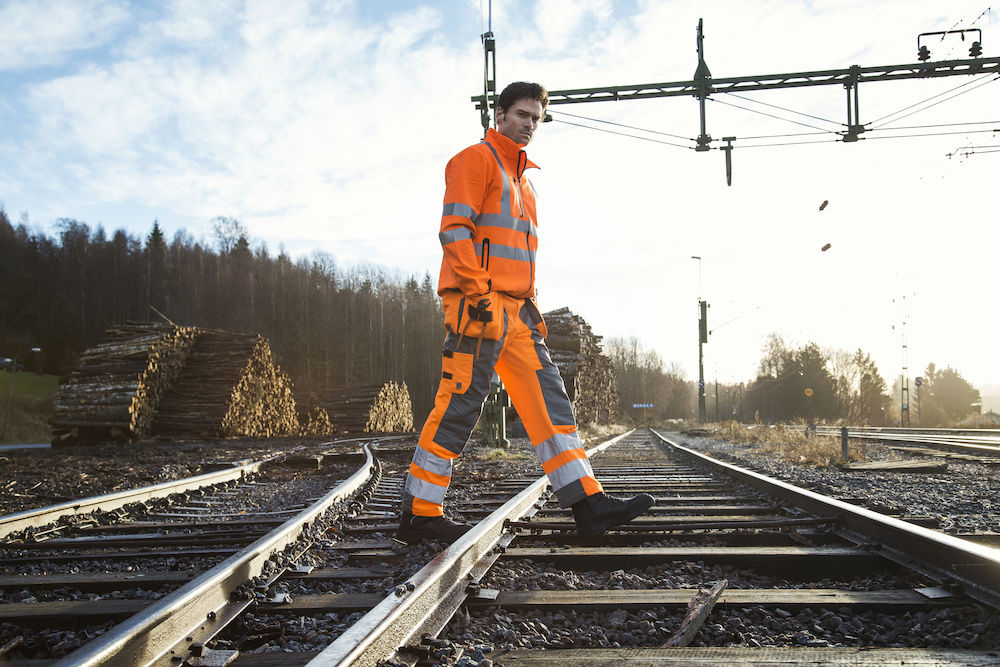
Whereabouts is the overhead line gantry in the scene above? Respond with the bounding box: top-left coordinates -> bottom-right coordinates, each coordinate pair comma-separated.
473,20 -> 999,183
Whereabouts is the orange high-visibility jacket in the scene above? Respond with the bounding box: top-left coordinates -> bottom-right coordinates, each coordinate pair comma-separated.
437,128 -> 539,299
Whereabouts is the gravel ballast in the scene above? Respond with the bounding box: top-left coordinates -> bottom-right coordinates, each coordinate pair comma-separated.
670,430 -> 1000,534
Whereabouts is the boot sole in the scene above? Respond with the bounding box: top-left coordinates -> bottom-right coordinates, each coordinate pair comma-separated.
578,496 -> 655,539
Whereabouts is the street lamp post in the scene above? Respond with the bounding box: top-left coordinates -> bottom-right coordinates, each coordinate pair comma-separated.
2,347 -> 41,441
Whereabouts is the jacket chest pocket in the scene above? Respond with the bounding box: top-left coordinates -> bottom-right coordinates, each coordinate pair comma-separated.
441,349 -> 474,394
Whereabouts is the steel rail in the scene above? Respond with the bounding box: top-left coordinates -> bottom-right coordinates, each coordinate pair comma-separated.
652,429 -> 1000,609
54,443 -> 377,667
789,424 -> 1000,454
0,457 -> 278,540
835,426 -> 1000,436
842,433 -> 1000,455
788,424 -> 1000,442
306,429 -> 635,667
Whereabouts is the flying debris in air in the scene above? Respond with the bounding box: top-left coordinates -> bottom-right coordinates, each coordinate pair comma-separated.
821,243 -> 832,252
819,200 -> 829,211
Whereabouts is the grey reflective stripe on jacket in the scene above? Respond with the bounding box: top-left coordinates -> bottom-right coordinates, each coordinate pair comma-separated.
474,242 -> 535,263
482,142 -> 512,217
442,202 -> 478,222
439,227 -> 473,246
477,212 -> 537,237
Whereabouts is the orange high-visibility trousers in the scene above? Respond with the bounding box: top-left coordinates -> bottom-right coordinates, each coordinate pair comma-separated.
402,293 -> 603,517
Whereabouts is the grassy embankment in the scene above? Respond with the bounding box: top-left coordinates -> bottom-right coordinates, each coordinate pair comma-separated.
0,371 -> 58,444
717,421 -> 862,467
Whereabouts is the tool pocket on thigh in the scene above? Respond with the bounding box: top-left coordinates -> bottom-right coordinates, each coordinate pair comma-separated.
441,349 -> 474,394
442,291 -> 467,335
524,298 -> 548,338
469,293 -> 504,340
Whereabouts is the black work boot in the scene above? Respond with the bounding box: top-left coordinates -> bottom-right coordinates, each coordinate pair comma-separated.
571,492 -> 655,540
396,512 -> 472,544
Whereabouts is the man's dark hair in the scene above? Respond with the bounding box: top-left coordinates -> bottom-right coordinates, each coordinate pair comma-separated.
497,81 -> 548,114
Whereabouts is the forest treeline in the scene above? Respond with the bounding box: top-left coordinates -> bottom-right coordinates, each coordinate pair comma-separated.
605,333 -> 982,427
1,209 -> 983,429
0,211 -> 444,422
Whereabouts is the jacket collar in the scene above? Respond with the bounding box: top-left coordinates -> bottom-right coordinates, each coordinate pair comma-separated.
485,128 -> 539,171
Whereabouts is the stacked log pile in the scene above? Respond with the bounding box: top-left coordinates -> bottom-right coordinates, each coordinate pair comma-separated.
542,307 -> 619,425
320,381 -> 413,433
299,407 -> 333,436
50,324 -> 197,444
152,330 -> 299,438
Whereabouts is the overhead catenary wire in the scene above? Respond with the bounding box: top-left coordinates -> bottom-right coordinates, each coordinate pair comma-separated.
555,114 -> 997,151
548,109 -> 693,141
870,76 -> 1000,130
730,137 -> 845,149
707,97 -> 838,134
731,125 -> 999,150
948,143 -> 1000,157
858,126 -> 1000,141
549,71 -> 999,153
867,119 -> 1000,131
725,92 -> 843,127
735,129 -> 833,140
869,73 -> 1000,127
552,118 -> 695,150
941,5 -> 993,42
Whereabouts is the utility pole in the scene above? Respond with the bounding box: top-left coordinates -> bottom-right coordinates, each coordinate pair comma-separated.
915,376 -> 923,426
714,379 -> 719,422
698,299 -> 708,424
900,302 -> 911,427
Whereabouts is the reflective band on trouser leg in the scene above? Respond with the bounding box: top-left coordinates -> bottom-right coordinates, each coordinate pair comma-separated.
402,331 -> 503,516
495,300 -> 602,507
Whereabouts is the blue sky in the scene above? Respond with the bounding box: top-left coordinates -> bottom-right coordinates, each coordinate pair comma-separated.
2,0 -> 999,396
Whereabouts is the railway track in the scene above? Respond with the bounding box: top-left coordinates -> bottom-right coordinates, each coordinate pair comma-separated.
3,429 -> 999,665
793,425 -> 1000,461
0,440 -> 383,664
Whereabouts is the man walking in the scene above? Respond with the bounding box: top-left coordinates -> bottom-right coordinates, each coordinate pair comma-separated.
398,81 -> 653,543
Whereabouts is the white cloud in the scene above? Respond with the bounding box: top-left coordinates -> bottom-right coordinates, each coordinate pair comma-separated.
4,0 -> 999,387
0,0 -> 128,71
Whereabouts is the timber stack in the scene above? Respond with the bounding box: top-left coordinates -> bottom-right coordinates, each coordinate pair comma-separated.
153,330 -> 299,438
542,307 -> 619,425
50,323 -> 197,445
298,406 -> 333,436
320,381 -> 413,433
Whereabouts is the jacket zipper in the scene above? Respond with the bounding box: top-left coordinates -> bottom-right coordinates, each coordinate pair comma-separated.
514,151 -> 526,217
518,151 -> 533,294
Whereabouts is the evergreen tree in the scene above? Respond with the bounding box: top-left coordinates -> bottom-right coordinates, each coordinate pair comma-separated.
145,219 -> 169,317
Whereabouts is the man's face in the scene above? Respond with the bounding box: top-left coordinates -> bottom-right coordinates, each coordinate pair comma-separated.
496,98 -> 544,146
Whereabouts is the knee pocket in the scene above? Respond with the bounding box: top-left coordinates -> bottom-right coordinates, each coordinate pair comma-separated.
441,349 -> 474,394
